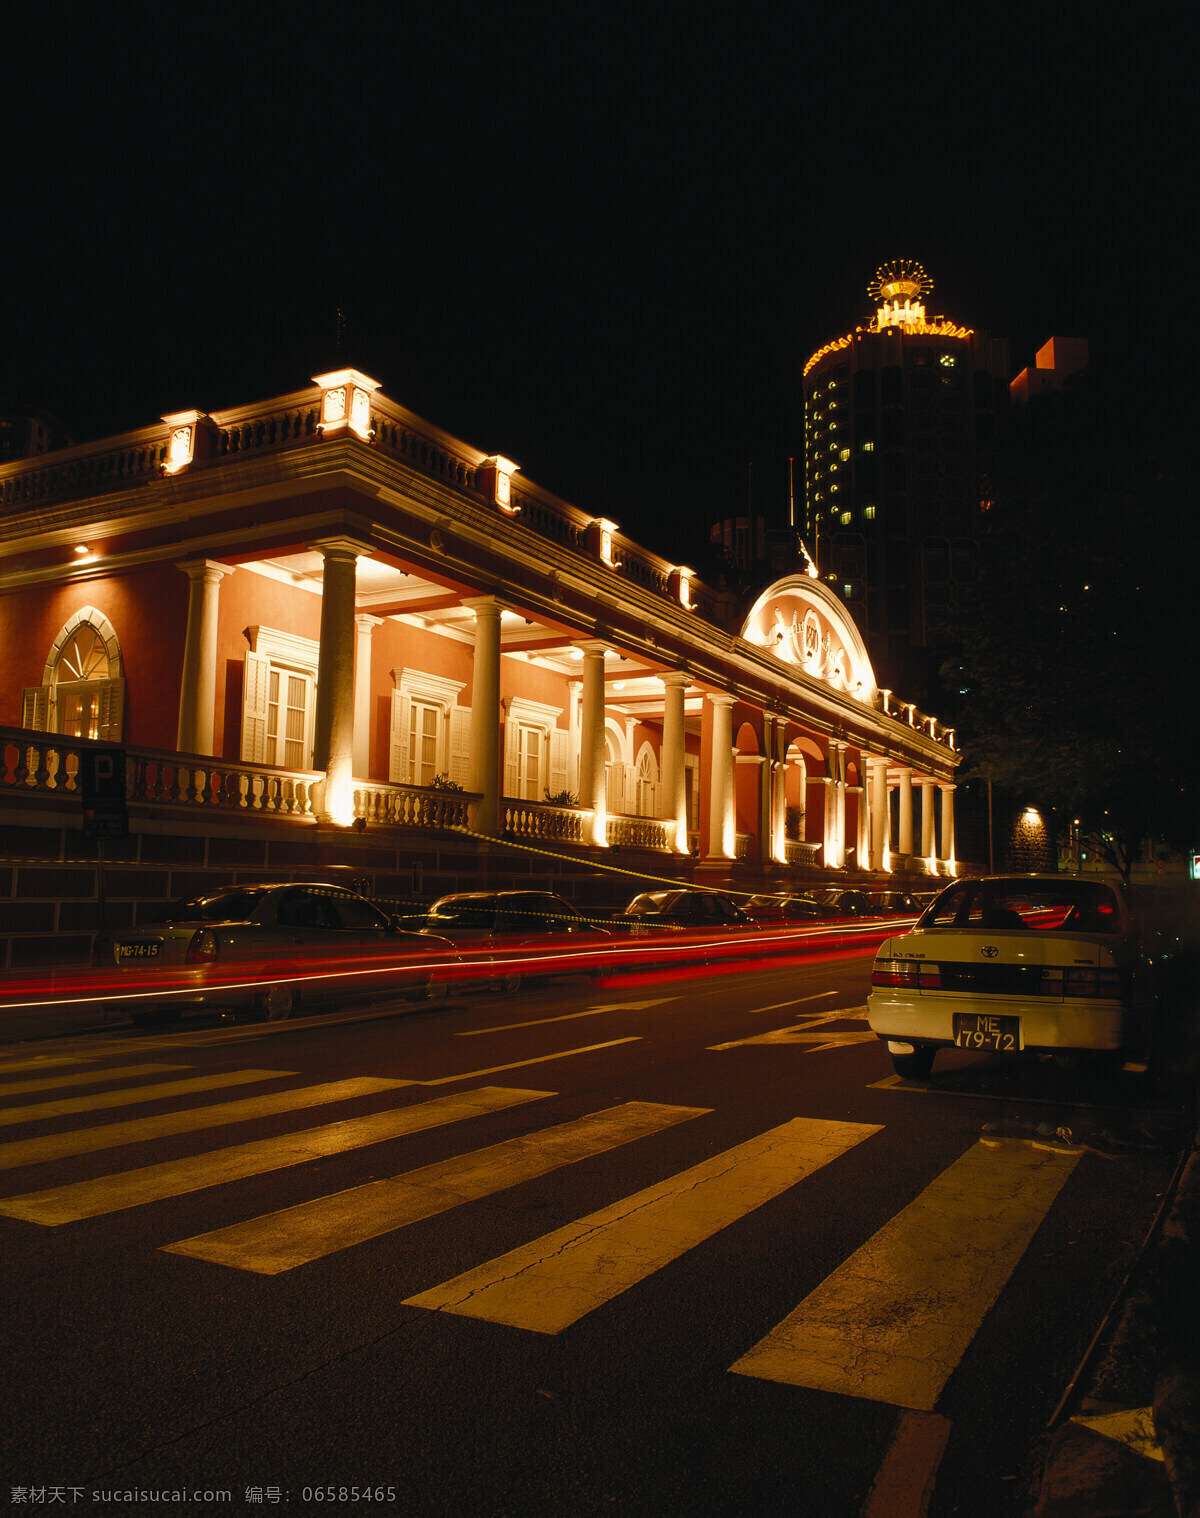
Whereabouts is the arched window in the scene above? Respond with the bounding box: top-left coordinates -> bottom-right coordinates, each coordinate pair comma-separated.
604,729 -> 625,814
634,744 -> 659,817
21,609 -> 125,741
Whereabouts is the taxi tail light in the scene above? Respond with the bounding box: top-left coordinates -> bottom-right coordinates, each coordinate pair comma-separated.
871,960 -> 941,989
1064,967 -> 1123,998
186,929 -> 219,964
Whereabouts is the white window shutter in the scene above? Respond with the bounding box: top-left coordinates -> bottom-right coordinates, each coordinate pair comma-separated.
97,679 -> 125,742
449,706 -> 471,788
241,651 -> 271,763
21,687 -> 49,732
389,690 -> 409,783
549,728 -> 569,797
503,718 -> 519,799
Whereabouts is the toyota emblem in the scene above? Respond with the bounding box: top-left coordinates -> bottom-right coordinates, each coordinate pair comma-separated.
981,945 -> 999,958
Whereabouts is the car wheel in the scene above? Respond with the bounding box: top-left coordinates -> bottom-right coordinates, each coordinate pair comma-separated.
130,1008 -> 181,1029
257,984 -> 297,1021
406,979 -> 449,1004
892,1047 -> 935,1079
493,970 -> 523,994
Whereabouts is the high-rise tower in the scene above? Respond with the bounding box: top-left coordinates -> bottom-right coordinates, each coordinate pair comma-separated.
803,262 -> 1008,702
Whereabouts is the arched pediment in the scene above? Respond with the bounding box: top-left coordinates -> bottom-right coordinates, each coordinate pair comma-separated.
740,575 -> 876,704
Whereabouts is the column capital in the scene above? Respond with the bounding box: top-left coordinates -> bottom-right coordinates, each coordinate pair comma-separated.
177,558 -> 235,584
462,595 -> 514,621
657,671 -> 692,692
707,691 -> 737,709
308,536 -> 373,564
938,780 -> 957,793
572,638 -> 612,657
354,613 -> 384,633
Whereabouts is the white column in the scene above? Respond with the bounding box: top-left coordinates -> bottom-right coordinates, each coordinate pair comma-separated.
567,679 -> 582,799
831,740 -> 847,869
940,782 -> 957,869
919,778 -> 937,861
770,728 -> 788,865
576,641 -> 609,848
464,597 -> 503,837
659,673 -> 690,854
853,780 -> 868,873
352,614 -> 382,779
870,758 -> 888,872
707,693 -> 736,860
897,766 -> 914,857
311,538 -> 367,825
176,560 -> 234,756
792,754 -> 807,855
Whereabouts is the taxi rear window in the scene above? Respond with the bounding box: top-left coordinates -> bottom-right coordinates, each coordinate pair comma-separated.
919,880 -> 1121,933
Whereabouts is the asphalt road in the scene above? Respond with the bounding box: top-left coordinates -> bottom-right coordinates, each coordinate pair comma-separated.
0,952 -> 1188,1517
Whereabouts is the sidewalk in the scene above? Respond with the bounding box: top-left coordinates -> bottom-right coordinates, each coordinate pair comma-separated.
1033,1078 -> 1200,1518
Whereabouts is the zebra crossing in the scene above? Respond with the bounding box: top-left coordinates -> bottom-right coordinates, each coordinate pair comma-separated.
0,1044 -> 1082,1413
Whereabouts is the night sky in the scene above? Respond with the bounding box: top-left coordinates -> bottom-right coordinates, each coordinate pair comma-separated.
4,6 -> 1192,567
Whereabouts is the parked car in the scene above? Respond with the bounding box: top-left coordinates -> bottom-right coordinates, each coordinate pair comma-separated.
866,874 -> 1148,1078
866,890 -> 925,916
815,888 -> 879,918
742,893 -> 832,923
618,889 -> 753,930
423,890 -> 610,991
92,882 -> 458,1027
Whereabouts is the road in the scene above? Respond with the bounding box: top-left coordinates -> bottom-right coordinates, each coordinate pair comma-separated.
0,948 -> 1187,1517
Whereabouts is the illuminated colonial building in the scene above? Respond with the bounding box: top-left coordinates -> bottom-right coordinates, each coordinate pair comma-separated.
0,369 -> 962,967
804,262 -> 1009,702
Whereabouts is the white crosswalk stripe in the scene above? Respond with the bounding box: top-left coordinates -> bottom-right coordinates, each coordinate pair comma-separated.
0,1075 -> 409,1170
0,1086 -> 554,1225
0,1053 -> 1091,1414
404,1117 -> 881,1332
163,1100 -> 708,1274
729,1140 -> 1081,1409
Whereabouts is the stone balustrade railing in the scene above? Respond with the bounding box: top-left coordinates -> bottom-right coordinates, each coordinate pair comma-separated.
502,799 -> 587,844
785,840 -> 822,867
0,728 -> 472,830
606,815 -> 670,851
354,781 -> 474,830
0,428 -> 168,509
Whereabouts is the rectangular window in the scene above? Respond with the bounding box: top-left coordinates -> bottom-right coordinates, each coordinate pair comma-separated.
58,687 -> 100,740
519,725 -> 542,800
267,671 -> 312,769
408,700 -> 440,787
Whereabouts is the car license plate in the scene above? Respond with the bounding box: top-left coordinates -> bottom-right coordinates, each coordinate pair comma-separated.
954,1012 -> 1020,1051
117,941 -> 162,960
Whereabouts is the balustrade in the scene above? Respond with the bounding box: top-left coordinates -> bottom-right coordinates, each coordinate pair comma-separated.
503,800 -> 586,844
606,815 -> 670,851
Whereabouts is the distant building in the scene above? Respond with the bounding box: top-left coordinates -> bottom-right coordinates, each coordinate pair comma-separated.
803,261 -> 1009,704
0,407 -> 74,462
1009,336 -> 1089,404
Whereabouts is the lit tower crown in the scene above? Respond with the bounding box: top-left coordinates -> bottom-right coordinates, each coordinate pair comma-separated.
868,259 -> 934,330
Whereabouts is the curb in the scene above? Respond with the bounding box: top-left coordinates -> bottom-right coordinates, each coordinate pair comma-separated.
1036,1101 -> 1200,1518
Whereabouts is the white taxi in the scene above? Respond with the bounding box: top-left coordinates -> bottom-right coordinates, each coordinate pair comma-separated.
867,875 -> 1146,1078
